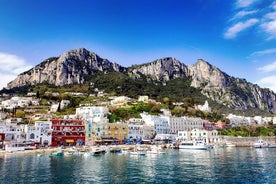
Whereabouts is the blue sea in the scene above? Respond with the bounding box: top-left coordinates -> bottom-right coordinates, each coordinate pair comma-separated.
1,147 -> 276,184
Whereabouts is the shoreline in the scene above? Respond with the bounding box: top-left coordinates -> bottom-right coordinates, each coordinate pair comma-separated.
2,136 -> 276,155
0,147 -> 63,155
0,145 -> 137,155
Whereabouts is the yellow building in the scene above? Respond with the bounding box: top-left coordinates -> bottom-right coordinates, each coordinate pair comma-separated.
90,122 -> 128,144
104,123 -> 128,141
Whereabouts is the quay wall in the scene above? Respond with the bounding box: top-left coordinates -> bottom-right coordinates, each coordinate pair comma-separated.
221,136 -> 276,147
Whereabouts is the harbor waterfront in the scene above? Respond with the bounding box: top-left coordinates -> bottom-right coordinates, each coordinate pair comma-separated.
1,147 -> 276,183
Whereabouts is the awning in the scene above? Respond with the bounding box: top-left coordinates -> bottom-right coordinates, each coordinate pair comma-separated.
66,139 -> 74,143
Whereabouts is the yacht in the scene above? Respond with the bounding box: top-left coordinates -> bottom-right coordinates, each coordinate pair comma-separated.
179,140 -> 212,150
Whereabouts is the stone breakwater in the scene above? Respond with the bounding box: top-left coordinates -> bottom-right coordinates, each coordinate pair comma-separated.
222,136 -> 276,147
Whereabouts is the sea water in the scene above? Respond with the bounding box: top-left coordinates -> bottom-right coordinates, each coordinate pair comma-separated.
1,147 -> 276,184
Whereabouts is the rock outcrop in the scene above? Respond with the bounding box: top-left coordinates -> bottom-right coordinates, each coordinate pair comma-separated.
127,57 -> 188,82
187,59 -> 276,113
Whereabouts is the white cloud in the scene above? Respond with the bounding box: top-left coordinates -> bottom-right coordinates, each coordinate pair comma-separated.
0,52 -> 32,89
236,0 -> 258,8
231,10 -> 258,20
251,48 -> 276,56
256,75 -> 276,92
259,3 -> 276,40
224,18 -> 259,39
261,21 -> 276,40
257,61 -> 276,73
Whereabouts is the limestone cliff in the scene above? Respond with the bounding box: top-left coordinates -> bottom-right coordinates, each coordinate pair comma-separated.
127,57 -> 188,82
7,48 -> 125,88
187,59 -> 276,113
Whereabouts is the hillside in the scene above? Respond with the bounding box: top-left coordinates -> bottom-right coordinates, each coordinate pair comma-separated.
4,48 -> 276,114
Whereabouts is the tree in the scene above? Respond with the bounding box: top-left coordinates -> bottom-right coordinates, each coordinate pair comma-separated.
15,110 -> 25,118
163,97 -> 170,105
171,106 -> 185,117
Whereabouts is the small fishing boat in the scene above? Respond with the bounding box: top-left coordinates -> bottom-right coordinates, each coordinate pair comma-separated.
51,150 -> 63,156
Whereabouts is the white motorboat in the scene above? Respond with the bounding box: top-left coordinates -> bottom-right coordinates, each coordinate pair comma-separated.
253,139 -> 269,148
179,140 -> 212,150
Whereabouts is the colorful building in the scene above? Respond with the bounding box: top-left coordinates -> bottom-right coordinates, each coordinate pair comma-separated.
92,122 -> 128,144
51,119 -> 85,146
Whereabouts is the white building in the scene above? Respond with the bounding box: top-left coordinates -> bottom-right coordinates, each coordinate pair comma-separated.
226,114 -> 251,127
110,96 -> 131,106
177,128 -> 219,144
128,124 -> 144,139
141,112 -> 170,134
1,97 -> 33,109
128,124 -> 154,140
127,117 -> 154,139
50,104 -> 59,112
0,123 -> 25,143
169,116 -> 204,134
60,100 -> 70,109
25,121 -> 52,146
138,96 -> 149,103
76,106 -> 109,123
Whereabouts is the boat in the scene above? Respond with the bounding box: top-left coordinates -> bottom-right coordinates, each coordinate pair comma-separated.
147,145 -> 166,154
108,145 -> 122,153
65,147 -> 78,155
5,142 -> 26,152
179,140 -> 212,150
130,150 -> 147,156
91,147 -> 106,156
51,150 -> 63,156
253,139 -> 269,148
130,144 -> 147,156
225,141 -> 236,147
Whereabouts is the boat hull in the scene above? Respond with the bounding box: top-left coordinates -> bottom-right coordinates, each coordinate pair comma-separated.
179,145 -> 209,150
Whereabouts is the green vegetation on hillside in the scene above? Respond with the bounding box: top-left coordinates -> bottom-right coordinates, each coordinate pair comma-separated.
1,70 -> 273,117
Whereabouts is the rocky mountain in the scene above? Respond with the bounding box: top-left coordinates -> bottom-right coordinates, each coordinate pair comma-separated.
129,58 -> 276,113
7,48 -> 125,88
127,57 -> 188,82
187,60 -> 276,113
6,48 -> 276,113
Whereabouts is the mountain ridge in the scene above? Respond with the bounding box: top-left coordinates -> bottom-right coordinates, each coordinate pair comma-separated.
6,48 -> 276,114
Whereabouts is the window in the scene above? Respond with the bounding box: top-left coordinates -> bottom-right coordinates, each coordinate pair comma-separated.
30,133 -> 35,139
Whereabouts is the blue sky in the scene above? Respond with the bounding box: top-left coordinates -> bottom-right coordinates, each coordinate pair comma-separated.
1,0 -> 276,91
